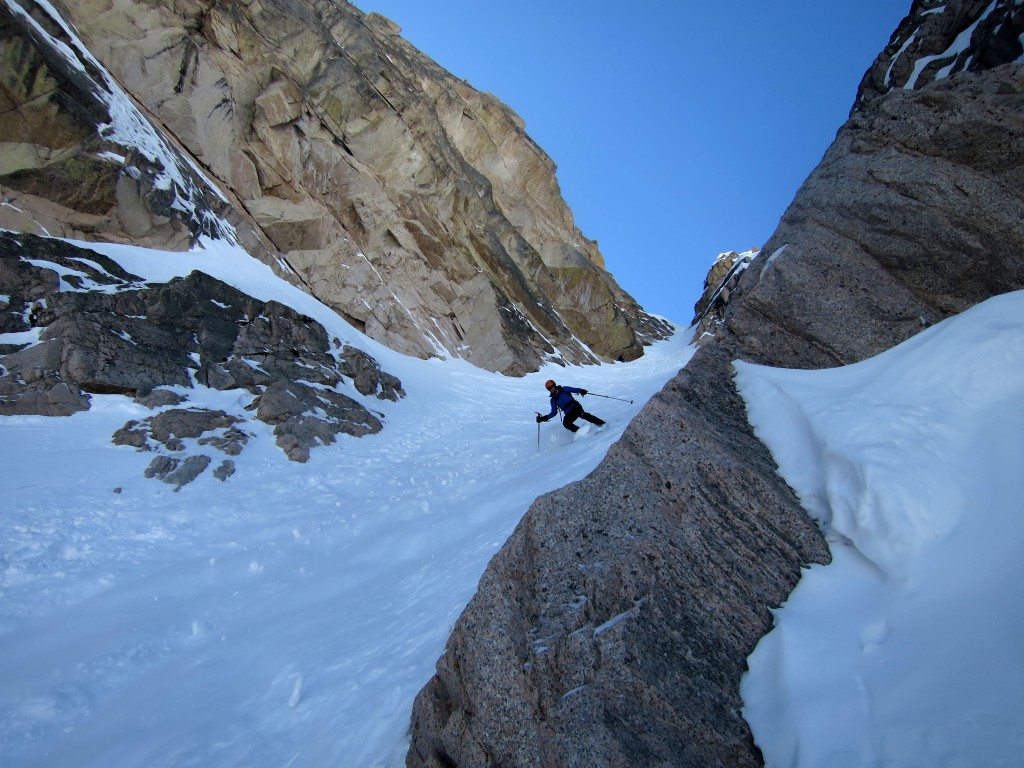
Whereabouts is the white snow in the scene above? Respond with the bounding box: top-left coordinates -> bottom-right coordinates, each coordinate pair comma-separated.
0,238 -> 692,767
884,30 -> 919,88
759,244 -> 786,280
736,289 -> 1024,767
7,233 -> 1024,767
0,328 -> 42,347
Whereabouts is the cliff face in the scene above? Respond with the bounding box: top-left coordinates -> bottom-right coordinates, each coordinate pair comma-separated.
1,0 -> 672,483
408,2 -> 1024,766
0,0 -> 669,376
725,1 -> 1024,371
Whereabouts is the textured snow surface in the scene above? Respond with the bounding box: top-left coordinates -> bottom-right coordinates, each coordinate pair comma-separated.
738,290 -> 1024,768
0,237 -> 692,767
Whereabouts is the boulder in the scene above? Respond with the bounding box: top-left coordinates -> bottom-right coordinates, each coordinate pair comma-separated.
250,379 -> 382,463
114,407 -> 249,485
144,453 -> 212,489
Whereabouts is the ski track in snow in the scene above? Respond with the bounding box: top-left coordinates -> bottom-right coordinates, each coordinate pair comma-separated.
0,241 -> 694,767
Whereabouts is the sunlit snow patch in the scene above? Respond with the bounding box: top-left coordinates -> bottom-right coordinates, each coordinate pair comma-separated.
736,290 -> 1024,767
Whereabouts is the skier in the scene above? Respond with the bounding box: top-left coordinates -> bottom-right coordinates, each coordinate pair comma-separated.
536,379 -> 605,433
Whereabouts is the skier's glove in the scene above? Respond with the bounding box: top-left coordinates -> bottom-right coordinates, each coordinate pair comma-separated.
536,414 -> 546,423
580,389 -> 588,396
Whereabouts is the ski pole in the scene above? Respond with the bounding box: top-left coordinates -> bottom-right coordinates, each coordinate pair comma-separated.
535,412 -> 542,453
585,392 -> 633,404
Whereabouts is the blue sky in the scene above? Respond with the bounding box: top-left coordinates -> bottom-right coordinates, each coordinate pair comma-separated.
352,1 -> 910,324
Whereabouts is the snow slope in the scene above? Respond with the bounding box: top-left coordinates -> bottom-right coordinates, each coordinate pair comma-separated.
737,290 -> 1024,767
0,238 -> 693,767
9,240 -> 1022,768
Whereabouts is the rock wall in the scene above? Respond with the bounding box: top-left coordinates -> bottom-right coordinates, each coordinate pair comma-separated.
0,0 -> 248,254
409,341 -> 829,768
407,2 -> 1024,765
728,48 -> 1024,368
0,0 -> 670,376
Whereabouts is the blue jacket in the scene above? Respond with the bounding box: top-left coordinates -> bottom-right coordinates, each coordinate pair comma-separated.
544,386 -> 584,420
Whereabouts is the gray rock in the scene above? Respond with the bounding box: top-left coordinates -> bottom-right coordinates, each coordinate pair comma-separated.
135,389 -> 188,409
0,236 -> 60,340
338,343 -> 405,401
1,233 -> 401,466
251,380 -> 382,462
0,337 -> 91,416
856,0 -> 1024,108
143,453 -> 212,489
114,407 -> 249,484
147,409 -> 239,443
0,382 -> 89,417
727,63 -> 1024,370
111,420 -> 151,450
0,233 -> 136,414
198,429 -> 250,457
212,459 -> 236,481
143,455 -> 178,480
692,250 -> 757,340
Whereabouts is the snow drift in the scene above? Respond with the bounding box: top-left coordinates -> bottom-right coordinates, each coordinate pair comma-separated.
737,289 -> 1024,767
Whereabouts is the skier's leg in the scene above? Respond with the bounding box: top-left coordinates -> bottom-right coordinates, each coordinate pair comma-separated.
562,404 -> 581,432
581,411 -> 605,427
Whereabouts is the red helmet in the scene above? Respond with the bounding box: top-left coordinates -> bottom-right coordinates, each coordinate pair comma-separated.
544,379 -> 556,390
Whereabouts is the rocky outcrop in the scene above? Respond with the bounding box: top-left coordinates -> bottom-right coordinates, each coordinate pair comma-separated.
408,2 -> 1024,765
856,0 -> 1024,107
115,407 -> 245,488
728,74 -> 1024,370
0,230 -> 403,482
408,342 -> 829,768
0,0 -> 670,375
0,0 -> 259,255
691,249 -> 757,342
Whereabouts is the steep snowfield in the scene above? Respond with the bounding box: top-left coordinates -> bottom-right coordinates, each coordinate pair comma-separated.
8,236 -> 1022,768
0,238 -> 693,767
738,290 -> 1024,767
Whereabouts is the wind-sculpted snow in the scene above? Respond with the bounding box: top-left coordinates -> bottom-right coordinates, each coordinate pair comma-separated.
737,289 -> 1024,767
0,236 -> 690,766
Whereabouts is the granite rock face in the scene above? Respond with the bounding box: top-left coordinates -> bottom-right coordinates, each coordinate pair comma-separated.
691,249 -> 756,342
1,0 -> 671,375
0,0 -> 252,254
408,2 -> 1024,765
727,19 -> 1024,370
856,0 -> 1024,107
409,343 -> 829,768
